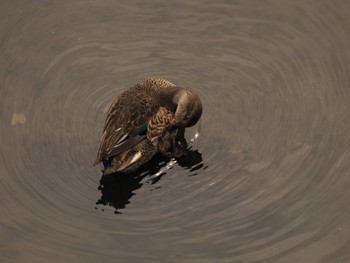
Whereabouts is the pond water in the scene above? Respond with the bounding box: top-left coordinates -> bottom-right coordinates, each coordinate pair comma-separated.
1,1 -> 350,262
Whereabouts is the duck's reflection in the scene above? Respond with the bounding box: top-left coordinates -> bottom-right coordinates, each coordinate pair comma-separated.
96,147 -> 203,214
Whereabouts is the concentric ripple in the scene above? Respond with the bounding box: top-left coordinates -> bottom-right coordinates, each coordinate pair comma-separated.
1,1 -> 350,262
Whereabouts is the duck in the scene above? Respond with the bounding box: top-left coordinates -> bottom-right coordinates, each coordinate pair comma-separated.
94,78 -> 202,175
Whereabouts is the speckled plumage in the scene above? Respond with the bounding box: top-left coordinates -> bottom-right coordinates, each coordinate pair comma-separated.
94,78 -> 202,175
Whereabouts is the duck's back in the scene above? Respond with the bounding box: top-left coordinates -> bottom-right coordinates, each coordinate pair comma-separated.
94,78 -> 177,166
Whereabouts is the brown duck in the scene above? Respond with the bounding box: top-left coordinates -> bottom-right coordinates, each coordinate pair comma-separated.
94,78 -> 202,175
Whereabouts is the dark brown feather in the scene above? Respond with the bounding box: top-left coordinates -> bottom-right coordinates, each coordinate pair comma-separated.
94,91 -> 158,165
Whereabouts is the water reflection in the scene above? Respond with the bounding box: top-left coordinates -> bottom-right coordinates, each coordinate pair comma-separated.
96,137 -> 203,213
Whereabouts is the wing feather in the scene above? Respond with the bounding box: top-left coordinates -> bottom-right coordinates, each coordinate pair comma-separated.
94,90 -> 158,165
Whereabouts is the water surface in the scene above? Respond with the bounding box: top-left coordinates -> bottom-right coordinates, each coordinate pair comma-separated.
1,1 -> 350,262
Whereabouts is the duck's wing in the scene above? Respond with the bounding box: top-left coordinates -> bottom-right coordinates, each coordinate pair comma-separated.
94,92 -> 158,165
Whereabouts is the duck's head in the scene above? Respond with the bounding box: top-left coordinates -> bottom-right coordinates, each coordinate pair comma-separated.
170,88 -> 202,129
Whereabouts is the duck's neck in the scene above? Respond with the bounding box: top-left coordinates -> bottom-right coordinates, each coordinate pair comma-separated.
156,86 -> 185,110
172,87 -> 190,105
157,86 -> 195,121
172,88 -> 193,123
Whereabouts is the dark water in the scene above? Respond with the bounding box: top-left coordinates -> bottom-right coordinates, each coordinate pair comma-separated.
1,1 -> 350,262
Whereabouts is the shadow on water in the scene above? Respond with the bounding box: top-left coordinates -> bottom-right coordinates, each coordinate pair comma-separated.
96,147 -> 203,214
